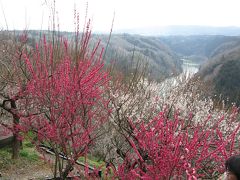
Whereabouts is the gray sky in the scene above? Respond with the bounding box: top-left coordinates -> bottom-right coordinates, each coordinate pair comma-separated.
1,0 -> 240,32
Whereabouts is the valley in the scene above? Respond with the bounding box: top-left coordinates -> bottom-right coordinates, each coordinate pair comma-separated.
1,29 -> 240,179
1,0 -> 240,178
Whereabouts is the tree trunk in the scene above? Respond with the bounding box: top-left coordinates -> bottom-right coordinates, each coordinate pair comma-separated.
12,132 -> 21,159
62,162 -> 73,179
11,100 -> 21,159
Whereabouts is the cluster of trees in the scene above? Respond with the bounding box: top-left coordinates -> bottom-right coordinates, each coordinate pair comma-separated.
118,109 -> 239,179
0,26 -> 240,179
197,45 -> 240,107
160,35 -> 240,60
214,59 -> 240,106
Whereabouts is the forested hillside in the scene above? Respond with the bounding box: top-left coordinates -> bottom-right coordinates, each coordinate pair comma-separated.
160,35 -> 240,63
23,31 -> 183,81
196,44 -> 240,106
98,34 -> 182,80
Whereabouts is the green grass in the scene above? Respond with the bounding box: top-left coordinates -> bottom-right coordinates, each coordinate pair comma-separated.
78,155 -> 105,168
23,140 -> 35,148
19,148 -> 39,161
0,139 -> 39,170
0,146 -> 12,169
21,138 -> 39,161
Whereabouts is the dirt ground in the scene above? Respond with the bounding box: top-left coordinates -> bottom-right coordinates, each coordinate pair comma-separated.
0,162 -> 52,180
0,152 -> 98,180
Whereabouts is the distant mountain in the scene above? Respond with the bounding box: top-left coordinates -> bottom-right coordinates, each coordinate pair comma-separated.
160,35 -> 240,64
115,26 -> 240,36
95,34 -> 182,81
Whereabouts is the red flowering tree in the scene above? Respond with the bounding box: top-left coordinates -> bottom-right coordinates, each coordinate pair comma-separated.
18,29 -> 110,178
0,32 -> 30,159
117,108 -> 240,179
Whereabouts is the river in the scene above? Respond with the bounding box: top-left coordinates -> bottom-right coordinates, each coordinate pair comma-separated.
180,58 -> 199,74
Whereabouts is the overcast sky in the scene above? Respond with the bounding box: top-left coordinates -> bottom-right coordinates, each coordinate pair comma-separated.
1,0 -> 240,32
